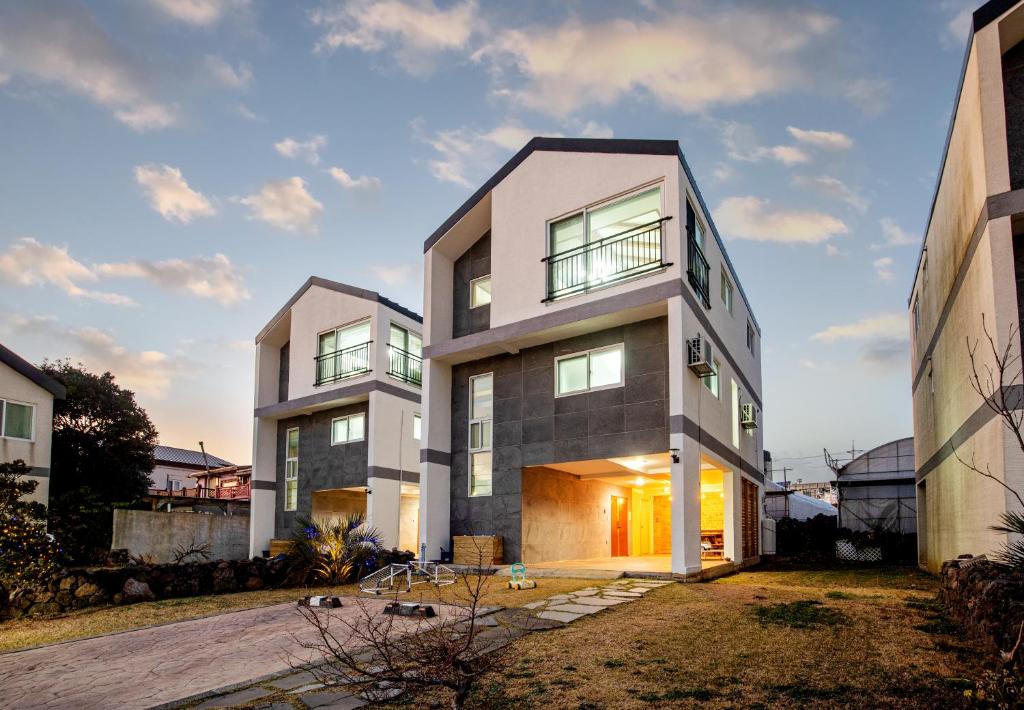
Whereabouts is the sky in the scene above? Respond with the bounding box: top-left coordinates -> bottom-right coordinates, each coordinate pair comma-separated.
0,0 -> 979,481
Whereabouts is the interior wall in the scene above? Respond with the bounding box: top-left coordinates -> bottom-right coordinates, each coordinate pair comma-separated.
311,489 -> 367,526
701,469 -> 725,531
521,467 -> 629,563
398,492 -> 420,552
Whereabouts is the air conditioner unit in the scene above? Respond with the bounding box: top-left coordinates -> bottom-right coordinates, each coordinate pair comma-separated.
686,335 -> 714,377
741,402 -> 759,430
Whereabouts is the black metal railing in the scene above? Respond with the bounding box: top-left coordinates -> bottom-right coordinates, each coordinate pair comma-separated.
686,226 -> 710,309
315,341 -> 372,386
387,345 -> 422,386
543,217 -> 672,301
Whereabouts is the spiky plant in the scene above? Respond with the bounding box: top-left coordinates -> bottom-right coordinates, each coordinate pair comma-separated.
287,513 -> 384,585
991,510 -> 1024,571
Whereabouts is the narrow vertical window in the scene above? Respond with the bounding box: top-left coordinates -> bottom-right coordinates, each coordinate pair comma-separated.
913,297 -> 921,336
470,276 -> 491,308
746,322 -> 755,354
721,269 -> 733,314
703,359 -> 720,398
731,380 -> 740,449
469,373 -> 493,497
413,413 -> 422,441
285,427 -> 299,511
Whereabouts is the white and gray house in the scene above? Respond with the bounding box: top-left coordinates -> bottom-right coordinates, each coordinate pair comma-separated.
417,138 -> 767,577
250,278 -> 423,556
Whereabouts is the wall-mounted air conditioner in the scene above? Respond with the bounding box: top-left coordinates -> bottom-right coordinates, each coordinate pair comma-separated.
686,335 -> 714,377
741,402 -> 759,430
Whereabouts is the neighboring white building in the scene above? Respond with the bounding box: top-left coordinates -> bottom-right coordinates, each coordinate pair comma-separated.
151,445 -> 233,492
836,438 -> 916,535
0,343 -> 66,507
417,138 -> 766,577
909,0 -> 1024,572
764,479 -> 838,521
250,278 -> 423,556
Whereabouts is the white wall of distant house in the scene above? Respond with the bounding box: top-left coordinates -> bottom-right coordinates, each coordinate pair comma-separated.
0,358 -> 55,506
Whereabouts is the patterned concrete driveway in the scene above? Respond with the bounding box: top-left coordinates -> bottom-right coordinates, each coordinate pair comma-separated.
0,598 -> 448,710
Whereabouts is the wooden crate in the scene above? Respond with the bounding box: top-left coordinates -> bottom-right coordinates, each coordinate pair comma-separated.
452,535 -> 503,566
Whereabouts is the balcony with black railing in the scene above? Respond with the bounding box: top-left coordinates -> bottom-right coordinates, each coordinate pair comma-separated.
315,341 -> 372,386
387,345 -> 423,386
686,226 -> 710,309
543,216 -> 672,302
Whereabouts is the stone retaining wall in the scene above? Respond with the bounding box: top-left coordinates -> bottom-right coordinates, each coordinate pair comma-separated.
939,555 -> 1024,655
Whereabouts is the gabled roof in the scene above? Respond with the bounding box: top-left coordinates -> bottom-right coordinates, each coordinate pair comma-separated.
422,136 -> 760,332
0,343 -> 66,399
256,276 -> 423,343
154,445 -> 233,469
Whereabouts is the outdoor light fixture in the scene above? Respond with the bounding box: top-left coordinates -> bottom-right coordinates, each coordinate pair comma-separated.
669,448 -> 680,463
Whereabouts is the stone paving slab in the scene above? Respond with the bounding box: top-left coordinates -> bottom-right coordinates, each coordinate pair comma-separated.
269,671 -> 318,690
196,687 -> 273,709
536,610 -> 583,623
570,596 -> 628,607
546,603 -> 601,615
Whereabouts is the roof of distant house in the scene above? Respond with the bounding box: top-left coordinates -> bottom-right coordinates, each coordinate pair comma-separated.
0,343 -> 66,399
154,445 -> 233,469
190,464 -> 252,479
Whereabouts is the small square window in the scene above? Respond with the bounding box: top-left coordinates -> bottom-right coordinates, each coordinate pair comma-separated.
331,413 -> 365,444
470,276 -> 491,308
413,414 -> 422,441
2,401 -> 32,440
555,344 -> 624,396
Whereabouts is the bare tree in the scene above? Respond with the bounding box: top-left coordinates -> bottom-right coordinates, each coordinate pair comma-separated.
171,537 -> 212,565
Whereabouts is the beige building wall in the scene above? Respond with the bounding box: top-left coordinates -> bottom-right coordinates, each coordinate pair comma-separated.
0,359 -> 56,506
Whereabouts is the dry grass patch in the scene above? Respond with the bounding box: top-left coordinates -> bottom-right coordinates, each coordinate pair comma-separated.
0,574 -> 590,653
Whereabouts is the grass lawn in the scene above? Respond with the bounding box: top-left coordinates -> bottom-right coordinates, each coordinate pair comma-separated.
0,574 -> 589,654
402,565 -> 986,709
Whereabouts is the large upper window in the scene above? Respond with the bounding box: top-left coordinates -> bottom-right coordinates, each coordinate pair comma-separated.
388,323 -> 423,386
546,186 -> 665,300
556,344 -> 624,396
331,413 -> 365,444
316,319 -> 372,385
284,427 -> 299,511
469,374 -> 493,497
0,399 -> 33,440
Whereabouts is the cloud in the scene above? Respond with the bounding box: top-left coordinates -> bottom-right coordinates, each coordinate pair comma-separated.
203,55 -> 253,90
786,126 -> 854,151
941,1 -> 975,48
370,263 -> 416,286
825,244 -> 848,258
793,175 -> 868,212
238,177 -> 323,234
862,337 -> 911,367
712,163 -> 735,183
0,238 -> 133,305
145,0 -> 250,27
713,196 -> 848,245
719,122 -> 809,166
274,135 -> 327,165
134,164 -> 216,223
236,103 -> 261,121
310,0 -> 478,73
811,312 -> 907,343
6,314 -> 189,398
96,254 -> 250,306
0,3 -> 178,131
873,256 -> 895,282
872,217 -> 919,249
843,78 -> 890,117
328,166 -> 382,190
474,7 -> 836,117
799,358 -> 817,370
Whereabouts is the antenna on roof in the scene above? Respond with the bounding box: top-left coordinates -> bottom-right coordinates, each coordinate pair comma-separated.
199,441 -> 211,478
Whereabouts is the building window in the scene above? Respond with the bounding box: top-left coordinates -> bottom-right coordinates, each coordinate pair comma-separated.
470,275 -> 491,308
413,413 -> 422,441
913,297 -> 921,336
687,199 -> 705,250
685,199 -> 710,308
703,359 -> 720,398
0,399 -> 34,440
731,380 -> 740,449
555,344 -> 624,396
317,319 -> 372,385
284,427 -> 299,511
746,322 -> 755,354
331,413 -> 365,444
388,323 -> 423,385
721,269 -> 733,314
469,374 -> 493,497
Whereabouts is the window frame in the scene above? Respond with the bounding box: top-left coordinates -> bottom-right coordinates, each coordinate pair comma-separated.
468,373 -> 493,498
317,317 -> 372,356
470,275 -> 492,309
746,321 -> 756,354
0,398 -> 35,442
330,412 -> 366,445
413,413 -> 422,441
703,359 -> 721,399
546,182 -> 665,259
284,427 -> 299,512
554,343 -> 625,397
687,197 -> 706,251
721,268 -> 733,314
913,297 -> 921,336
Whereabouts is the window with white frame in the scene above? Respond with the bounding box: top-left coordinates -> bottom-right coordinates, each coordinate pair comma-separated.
913,297 -> 921,336
285,427 -> 299,511
331,413 -> 365,444
317,319 -> 372,384
0,399 -> 34,440
470,276 -> 491,308
413,413 -> 422,441
721,269 -> 733,314
731,380 -> 740,449
469,374 -> 492,497
389,323 -> 422,357
555,344 -> 624,396
746,321 -> 755,354
703,359 -> 720,398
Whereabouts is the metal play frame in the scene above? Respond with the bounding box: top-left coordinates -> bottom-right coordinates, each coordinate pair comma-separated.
358,561 -> 457,595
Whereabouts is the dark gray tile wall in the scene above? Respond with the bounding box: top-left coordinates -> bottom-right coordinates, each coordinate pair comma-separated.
275,401 -> 369,539
449,316 -> 669,561
452,232 -> 491,338
1004,43 -> 1024,191
278,341 -> 289,403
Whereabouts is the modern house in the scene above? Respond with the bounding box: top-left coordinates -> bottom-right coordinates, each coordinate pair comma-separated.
417,138 -> 766,577
0,343 -> 65,507
910,0 -> 1024,572
250,278 -> 423,557
150,444 -> 233,492
832,438 -> 916,535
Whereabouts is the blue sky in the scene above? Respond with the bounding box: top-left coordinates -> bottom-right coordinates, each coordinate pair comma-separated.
0,0 -> 976,480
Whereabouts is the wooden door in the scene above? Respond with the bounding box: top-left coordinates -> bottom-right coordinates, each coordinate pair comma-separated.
610,496 -> 628,556
742,479 -> 760,559
652,495 -> 672,554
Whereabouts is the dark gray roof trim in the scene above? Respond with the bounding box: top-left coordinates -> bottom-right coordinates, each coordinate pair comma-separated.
421,137 -> 759,332
254,378 -> 420,418
975,0 -> 1020,31
256,276 -> 423,343
0,343 -> 66,399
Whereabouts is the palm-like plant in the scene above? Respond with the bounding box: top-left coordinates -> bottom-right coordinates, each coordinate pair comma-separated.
992,510 -> 1024,571
287,513 -> 384,585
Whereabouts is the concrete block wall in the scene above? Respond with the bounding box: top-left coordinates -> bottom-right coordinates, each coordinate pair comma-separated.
111,509 -> 249,564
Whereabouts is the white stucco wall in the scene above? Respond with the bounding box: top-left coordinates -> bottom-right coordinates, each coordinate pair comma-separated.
0,359 -> 55,506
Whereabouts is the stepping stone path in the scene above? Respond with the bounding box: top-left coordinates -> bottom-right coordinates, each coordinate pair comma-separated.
532,578 -> 672,623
